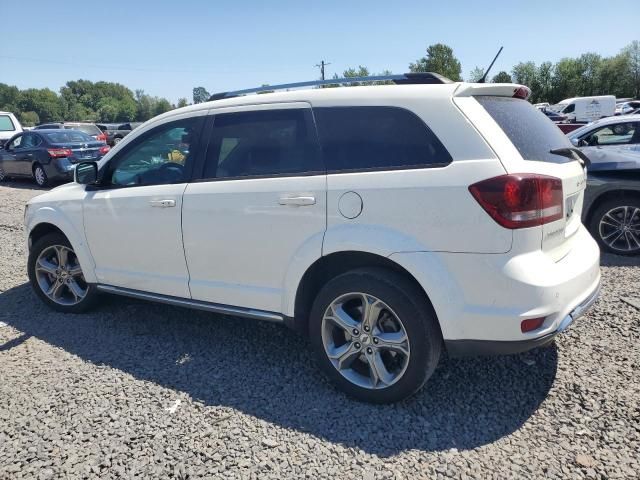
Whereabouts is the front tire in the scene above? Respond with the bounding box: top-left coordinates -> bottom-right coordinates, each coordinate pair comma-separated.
33,164 -> 48,187
28,232 -> 99,313
309,267 -> 442,403
589,197 -> 640,256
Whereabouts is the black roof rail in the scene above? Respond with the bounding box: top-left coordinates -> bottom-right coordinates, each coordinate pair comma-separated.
208,72 -> 453,101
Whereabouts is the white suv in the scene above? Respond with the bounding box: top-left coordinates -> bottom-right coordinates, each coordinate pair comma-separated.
24,75 -> 601,403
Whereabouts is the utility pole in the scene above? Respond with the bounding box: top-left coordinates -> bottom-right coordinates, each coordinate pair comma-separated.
315,60 -> 331,80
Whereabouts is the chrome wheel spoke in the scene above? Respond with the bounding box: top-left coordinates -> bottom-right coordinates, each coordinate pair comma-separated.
67,279 -> 86,301
604,212 -> 622,226
326,304 -> 359,332
328,341 -> 360,370
361,294 -> 383,332
68,264 -> 83,276
376,331 -> 410,356
46,280 -> 64,300
36,257 -> 58,275
54,246 -> 69,268
367,351 -> 393,388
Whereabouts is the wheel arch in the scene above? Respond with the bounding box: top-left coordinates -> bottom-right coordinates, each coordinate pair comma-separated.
27,213 -> 97,283
289,250 -> 441,337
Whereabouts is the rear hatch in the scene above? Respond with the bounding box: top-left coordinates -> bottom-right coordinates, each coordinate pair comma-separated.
454,84 -> 588,261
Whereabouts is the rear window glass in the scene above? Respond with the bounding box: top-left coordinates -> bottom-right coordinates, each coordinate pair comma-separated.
44,131 -> 95,143
65,124 -> 100,135
314,106 -> 452,172
476,96 -> 573,163
0,115 -> 15,131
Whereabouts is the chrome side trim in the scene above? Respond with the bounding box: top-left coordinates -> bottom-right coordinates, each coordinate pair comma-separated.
557,279 -> 601,333
96,285 -> 284,323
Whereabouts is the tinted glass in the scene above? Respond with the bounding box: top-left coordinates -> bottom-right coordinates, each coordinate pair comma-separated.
476,96 -> 574,163
204,109 -> 321,179
109,118 -> 199,186
44,131 -> 95,143
0,115 -> 15,131
21,134 -> 40,148
314,106 -> 452,171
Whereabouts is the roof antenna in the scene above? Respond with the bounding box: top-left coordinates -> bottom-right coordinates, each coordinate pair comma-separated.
478,46 -> 503,83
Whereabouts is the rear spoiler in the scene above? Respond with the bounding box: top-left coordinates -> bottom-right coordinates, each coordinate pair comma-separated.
454,83 -> 531,100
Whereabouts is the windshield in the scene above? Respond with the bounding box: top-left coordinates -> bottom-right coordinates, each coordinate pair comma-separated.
0,115 -> 15,131
44,131 -> 96,143
476,96 -> 574,163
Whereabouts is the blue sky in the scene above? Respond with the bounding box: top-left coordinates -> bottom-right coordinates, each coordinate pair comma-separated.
2,0 -> 638,103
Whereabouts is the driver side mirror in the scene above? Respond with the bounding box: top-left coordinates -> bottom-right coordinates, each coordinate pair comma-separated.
75,161 -> 98,185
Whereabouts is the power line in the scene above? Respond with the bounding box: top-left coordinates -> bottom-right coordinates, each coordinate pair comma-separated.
315,60 -> 331,81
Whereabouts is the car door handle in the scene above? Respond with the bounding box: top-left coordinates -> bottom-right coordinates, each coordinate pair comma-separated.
149,199 -> 176,208
278,195 -> 316,206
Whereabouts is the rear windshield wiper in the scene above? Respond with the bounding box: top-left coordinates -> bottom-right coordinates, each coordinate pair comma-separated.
550,147 -> 591,168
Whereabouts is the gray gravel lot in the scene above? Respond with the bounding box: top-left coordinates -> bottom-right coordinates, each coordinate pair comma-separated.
0,180 -> 639,479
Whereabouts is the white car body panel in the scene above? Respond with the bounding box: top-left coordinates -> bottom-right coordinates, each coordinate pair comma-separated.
24,82 -> 601,349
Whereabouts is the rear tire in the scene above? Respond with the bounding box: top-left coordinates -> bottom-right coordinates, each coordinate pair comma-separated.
33,164 -> 48,187
309,267 -> 442,403
588,197 -> 640,256
28,232 -> 100,313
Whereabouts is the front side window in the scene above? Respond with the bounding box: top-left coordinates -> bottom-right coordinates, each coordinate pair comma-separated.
582,123 -> 638,146
8,135 -> 23,149
203,109 -> 321,179
0,115 -> 15,131
313,106 -> 452,172
108,118 -> 200,187
21,133 -> 41,148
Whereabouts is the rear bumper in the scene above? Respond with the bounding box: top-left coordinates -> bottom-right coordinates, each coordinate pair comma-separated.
389,224 -> 601,355
444,279 -> 600,357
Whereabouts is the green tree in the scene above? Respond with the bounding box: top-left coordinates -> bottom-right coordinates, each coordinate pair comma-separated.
536,62 -> 554,102
19,111 -> 39,127
467,66 -> 485,82
192,86 -> 210,104
18,88 -> 64,123
153,98 -> 173,116
622,40 -> 640,98
177,97 -> 189,108
491,71 -> 512,83
409,43 -> 462,81
0,83 -> 21,112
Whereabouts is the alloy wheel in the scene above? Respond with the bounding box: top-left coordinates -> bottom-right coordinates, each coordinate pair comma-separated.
321,292 -> 410,389
598,206 -> 640,253
34,167 -> 46,186
34,245 -> 87,305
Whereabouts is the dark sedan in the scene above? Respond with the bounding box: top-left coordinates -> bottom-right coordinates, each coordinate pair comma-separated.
0,129 -> 109,187
582,147 -> 640,256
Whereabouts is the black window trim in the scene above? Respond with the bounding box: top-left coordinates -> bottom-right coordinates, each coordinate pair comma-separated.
89,115 -> 206,191
190,104 -> 451,182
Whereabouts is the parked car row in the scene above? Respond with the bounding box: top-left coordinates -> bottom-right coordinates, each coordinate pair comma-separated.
96,122 -> 142,146
0,130 -> 110,186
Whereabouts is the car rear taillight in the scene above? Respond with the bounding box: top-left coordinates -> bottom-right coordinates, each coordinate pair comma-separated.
47,148 -> 73,158
99,145 -> 110,155
513,86 -> 531,100
96,133 -> 107,142
469,174 -> 563,229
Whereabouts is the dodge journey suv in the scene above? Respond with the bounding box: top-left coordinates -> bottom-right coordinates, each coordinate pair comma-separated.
24,73 -> 601,403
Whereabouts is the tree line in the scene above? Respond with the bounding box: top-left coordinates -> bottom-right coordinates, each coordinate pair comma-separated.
2,40 -> 638,126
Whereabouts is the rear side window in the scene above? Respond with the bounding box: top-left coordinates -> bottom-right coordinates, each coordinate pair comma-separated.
476,96 -> 573,163
203,109 -> 322,179
0,115 -> 15,131
314,106 -> 452,172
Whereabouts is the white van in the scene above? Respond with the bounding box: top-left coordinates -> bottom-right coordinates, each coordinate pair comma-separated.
551,96 -> 615,123
0,111 -> 23,146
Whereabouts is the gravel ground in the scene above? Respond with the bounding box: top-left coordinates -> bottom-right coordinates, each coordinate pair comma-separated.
0,180 -> 639,480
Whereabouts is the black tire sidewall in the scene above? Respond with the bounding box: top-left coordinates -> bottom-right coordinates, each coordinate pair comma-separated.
28,232 -> 98,313
309,268 -> 442,403
589,197 -> 640,256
